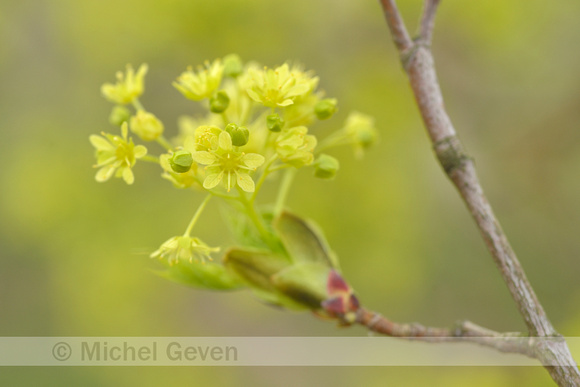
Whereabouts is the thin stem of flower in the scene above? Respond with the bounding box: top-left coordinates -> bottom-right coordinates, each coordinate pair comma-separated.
237,187 -> 274,246
205,189 -> 239,201
274,168 -> 296,216
268,163 -> 293,173
132,99 -> 145,112
140,155 -> 160,163
156,136 -> 173,151
316,133 -> 350,154
251,154 -> 279,202
221,112 -> 230,126
183,194 -> 212,237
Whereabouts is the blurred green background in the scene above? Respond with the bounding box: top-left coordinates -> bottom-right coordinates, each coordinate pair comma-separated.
1,0 -> 580,385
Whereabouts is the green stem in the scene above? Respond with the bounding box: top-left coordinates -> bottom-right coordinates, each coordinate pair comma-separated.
132,99 -> 145,112
268,163 -> 292,173
237,187 -> 273,245
274,168 -> 296,216
140,155 -> 160,163
316,133 -> 351,154
183,194 -> 212,237
221,112 -> 230,126
156,136 -> 173,151
251,154 -> 278,202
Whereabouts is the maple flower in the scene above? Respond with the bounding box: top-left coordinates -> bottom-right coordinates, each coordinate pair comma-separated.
173,60 -> 224,101
246,63 -> 315,108
151,235 -> 219,265
101,64 -> 148,105
89,122 -> 147,184
192,131 -> 265,192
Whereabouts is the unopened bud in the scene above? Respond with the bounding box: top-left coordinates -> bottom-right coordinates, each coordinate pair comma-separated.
313,154 -> 339,179
109,105 -> 131,126
129,110 -> 164,141
209,90 -> 230,113
169,150 -> 193,173
314,98 -> 338,120
266,114 -> 285,132
223,54 -> 243,78
225,123 -> 250,147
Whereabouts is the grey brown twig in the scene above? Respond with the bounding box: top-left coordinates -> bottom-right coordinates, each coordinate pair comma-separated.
368,1 -> 580,385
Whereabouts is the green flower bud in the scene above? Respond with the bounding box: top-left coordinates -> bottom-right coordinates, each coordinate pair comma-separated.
225,123 -> 249,147
313,154 -> 339,179
109,105 -> 131,126
223,54 -> 243,78
314,98 -> 338,120
129,110 -> 164,141
209,90 -> 230,113
169,150 -> 193,173
343,112 -> 379,158
266,114 -> 285,132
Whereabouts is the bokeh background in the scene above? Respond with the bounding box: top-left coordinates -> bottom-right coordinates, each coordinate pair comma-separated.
1,0 -> 580,385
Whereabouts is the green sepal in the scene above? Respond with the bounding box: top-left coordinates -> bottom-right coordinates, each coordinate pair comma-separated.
223,247 -> 307,310
273,211 -> 340,269
271,263 -> 331,309
223,247 -> 290,291
153,261 -> 243,291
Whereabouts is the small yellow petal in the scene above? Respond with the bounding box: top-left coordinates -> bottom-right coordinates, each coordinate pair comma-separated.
203,172 -> 223,189
95,164 -> 116,182
241,153 -> 265,169
192,151 -> 217,165
134,145 -> 147,158
89,135 -> 114,151
122,167 -> 135,184
236,173 -> 255,192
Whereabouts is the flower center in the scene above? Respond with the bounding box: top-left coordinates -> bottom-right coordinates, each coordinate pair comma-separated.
221,153 -> 239,171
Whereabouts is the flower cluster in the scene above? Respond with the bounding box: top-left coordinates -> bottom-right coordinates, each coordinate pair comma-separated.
90,55 -> 379,316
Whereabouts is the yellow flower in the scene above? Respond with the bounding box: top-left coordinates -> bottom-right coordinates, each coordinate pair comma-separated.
89,122 -> 147,184
275,126 -> 317,167
159,153 -> 199,189
151,235 -> 219,265
192,132 -> 265,192
173,60 -> 224,101
101,64 -> 148,105
130,110 -> 164,141
191,125 -> 222,151
247,63 -> 315,108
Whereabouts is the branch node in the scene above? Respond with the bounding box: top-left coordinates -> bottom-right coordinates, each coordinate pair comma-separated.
433,136 -> 471,174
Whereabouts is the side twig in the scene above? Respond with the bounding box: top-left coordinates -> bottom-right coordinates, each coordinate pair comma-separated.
356,307 -> 533,357
376,1 -> 580,385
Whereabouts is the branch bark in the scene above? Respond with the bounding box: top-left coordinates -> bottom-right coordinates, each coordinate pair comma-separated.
376,1 -> 580,385
356,307 -> 534,357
